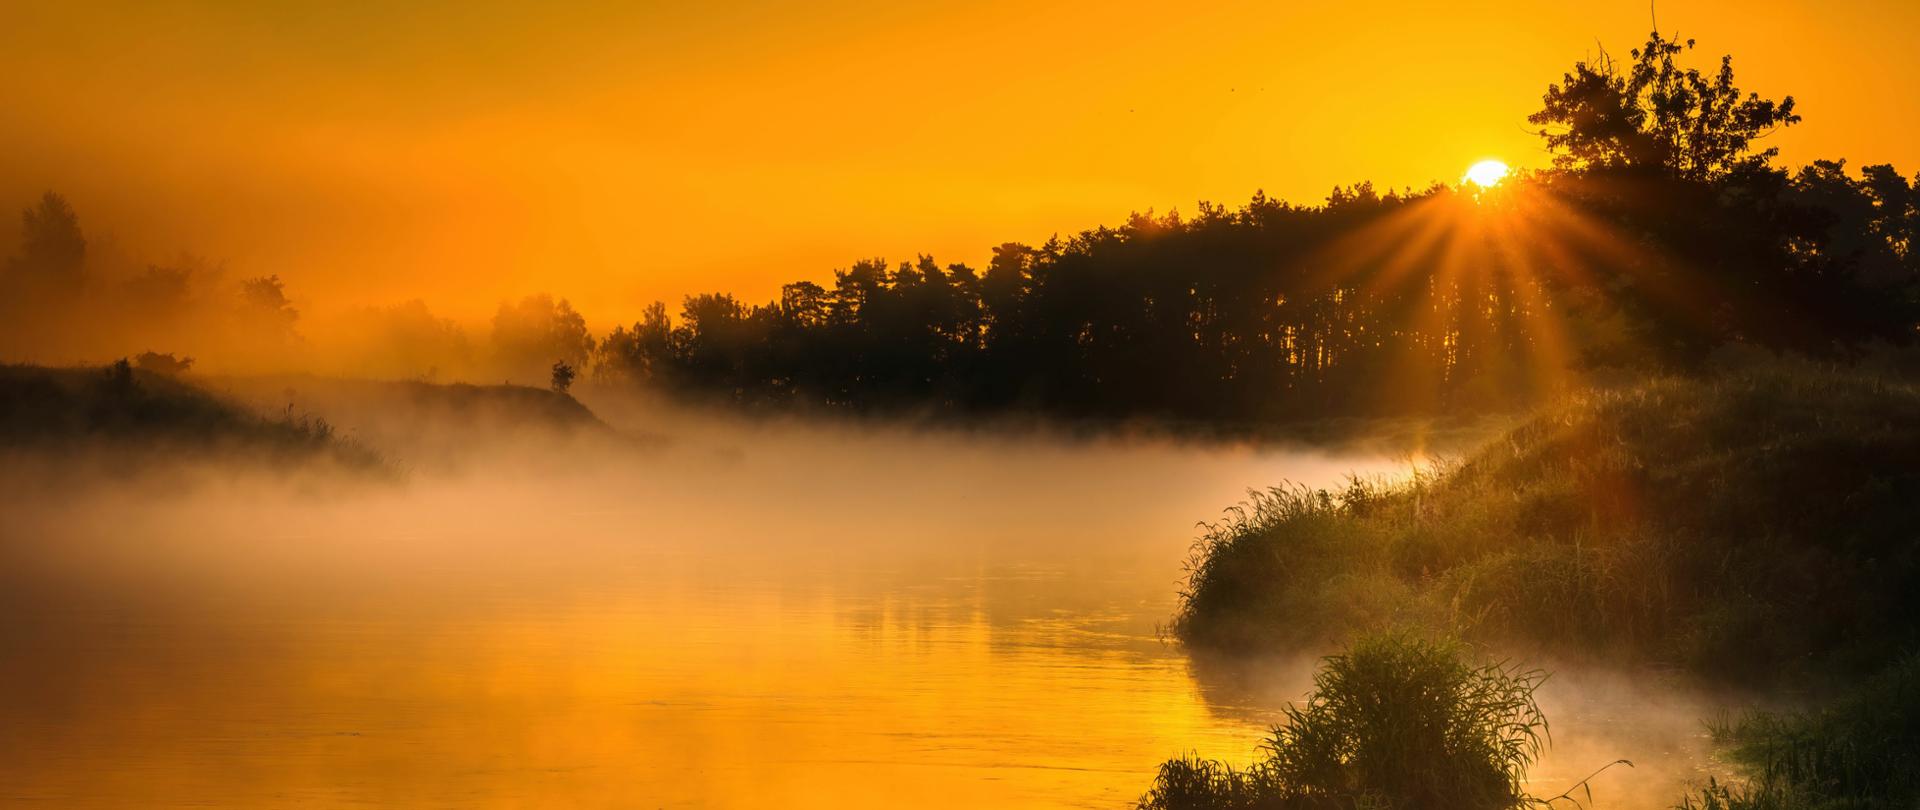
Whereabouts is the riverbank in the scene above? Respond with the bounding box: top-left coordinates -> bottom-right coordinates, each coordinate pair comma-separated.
1174,362 -> 1920,685
1156,361 -> 1920,808
0,362 -> 387,475
0,363 -> 624,482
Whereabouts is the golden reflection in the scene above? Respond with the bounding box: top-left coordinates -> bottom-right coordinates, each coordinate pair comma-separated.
0,434 -> 1411,808
0,566 -> 1272,807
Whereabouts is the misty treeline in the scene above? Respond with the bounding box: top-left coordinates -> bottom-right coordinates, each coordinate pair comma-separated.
0,199 -> 587,382
3,32 -> 1917,422
0,199 -> 307,375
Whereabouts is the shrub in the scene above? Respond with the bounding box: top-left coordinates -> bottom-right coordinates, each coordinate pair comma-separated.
133,351 -> 194,375
1140,636 -> 1552,810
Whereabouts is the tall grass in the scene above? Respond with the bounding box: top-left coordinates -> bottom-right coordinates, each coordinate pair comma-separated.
1676,655 -> 1920,810
1140,635 -> 1571,810
1172,363 -> 1920,686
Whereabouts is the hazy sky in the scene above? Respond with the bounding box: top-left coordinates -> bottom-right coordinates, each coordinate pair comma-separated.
3,0 -> 1916,326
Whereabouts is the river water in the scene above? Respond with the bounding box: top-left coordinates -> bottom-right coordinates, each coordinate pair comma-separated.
0,413 -> 1715,807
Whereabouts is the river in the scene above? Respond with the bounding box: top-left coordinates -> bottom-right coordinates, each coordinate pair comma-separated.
0,410 -> 1715,807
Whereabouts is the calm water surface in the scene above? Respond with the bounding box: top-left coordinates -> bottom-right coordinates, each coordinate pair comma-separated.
0,425 -> 1404,808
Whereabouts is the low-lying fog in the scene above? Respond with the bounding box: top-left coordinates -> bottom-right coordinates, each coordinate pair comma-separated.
0,386 -> 1724,808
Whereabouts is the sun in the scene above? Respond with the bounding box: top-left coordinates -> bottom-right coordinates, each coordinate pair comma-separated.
1463,159 -> 1510,188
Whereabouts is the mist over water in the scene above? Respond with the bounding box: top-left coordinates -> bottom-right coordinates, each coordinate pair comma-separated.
0,394 -> 1719,808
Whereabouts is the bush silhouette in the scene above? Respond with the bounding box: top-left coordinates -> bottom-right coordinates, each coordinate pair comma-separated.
1139,636 -> 1552,810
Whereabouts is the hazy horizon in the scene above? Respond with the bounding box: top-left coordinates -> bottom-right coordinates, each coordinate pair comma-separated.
6,1 -> 1919,328
5,7 -> 1920,803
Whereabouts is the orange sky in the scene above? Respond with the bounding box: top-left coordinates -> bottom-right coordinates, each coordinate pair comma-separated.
2,0 -> 1916,328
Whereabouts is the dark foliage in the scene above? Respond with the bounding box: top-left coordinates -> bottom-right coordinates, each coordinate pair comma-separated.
587,33 -> 1914,427
0,362 -> 383,470
133,351 -> 194,375
492,294 -> 593,384
5,192 -> 87,292
1139,636 -> 1554,810
1679,655 -> 1920,809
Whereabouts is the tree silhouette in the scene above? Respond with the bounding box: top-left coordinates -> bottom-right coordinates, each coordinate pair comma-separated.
0,30 -> 1912,429
491,294 -> 594,384
1530,30 -> 1799,180
595,301 -> 673,385
5,191 -> 87,293
589,33 -> 1916,428
239,275 -> 298,328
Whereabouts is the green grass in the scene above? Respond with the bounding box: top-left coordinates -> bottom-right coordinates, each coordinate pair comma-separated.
1173,363 -> 1920,687
1139,635 -> 1574,810
1675,655 -> 1920,810
0,361 -> 386,471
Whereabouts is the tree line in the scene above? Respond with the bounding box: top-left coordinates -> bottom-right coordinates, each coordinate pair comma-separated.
590,32 -> 1917,421
4,31 -> 1916,424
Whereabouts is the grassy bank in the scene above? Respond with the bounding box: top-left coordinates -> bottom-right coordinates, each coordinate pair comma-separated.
1681,654 -> 1920,809
211,372 -> 614,469
1159,363 -> 1920,808
0,361 -> 386,472
1174,364 -> 1920,687
0,362 -> 622,477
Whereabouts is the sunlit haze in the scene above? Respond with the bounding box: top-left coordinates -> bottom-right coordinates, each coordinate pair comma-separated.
4,1 -> 1918,327
5,3 -> 1920,809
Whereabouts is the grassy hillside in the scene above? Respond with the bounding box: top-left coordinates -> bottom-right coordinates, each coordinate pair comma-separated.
212,374 -> 601,433
209,373 -> 611,468
1157,364 -> 1920,809
1173,364 -> 1920,686
0,362 -> 384,471
0,364 -> 620,476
